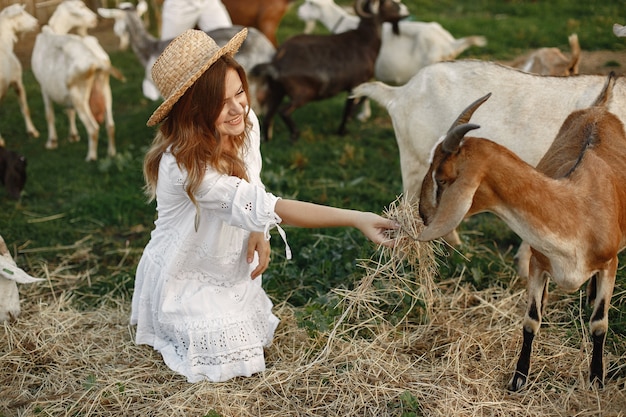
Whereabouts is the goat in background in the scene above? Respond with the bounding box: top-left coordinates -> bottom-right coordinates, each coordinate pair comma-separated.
31,0 -> 116,161
0,4 -> 40,146
251,0 -> 409,141
510,33 -> 581,76
297,0 -> 486,122
417,73 -> 625,391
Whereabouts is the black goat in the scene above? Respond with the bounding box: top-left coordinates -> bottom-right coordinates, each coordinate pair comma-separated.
0,147 -> 26,199
251,0 -> 409,141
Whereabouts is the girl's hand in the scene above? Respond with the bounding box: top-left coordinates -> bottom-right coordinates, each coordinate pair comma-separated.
247,231 -> 271,279
356,212 -> 399,248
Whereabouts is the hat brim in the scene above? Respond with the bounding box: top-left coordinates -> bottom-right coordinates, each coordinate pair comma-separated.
147,28 -> 248,127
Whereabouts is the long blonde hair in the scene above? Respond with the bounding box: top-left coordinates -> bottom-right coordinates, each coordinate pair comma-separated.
143,55 -> 252,207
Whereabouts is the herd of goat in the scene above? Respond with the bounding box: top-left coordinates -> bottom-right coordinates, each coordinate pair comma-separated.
1,0 -> 626,393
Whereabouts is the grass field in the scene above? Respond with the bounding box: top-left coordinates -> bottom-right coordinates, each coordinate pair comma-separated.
1,0 -> 626,416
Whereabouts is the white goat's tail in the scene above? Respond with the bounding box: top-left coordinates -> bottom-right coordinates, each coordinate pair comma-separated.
350,81 -> 397,109
567,33 -> 581,75
448,36 -> 487,59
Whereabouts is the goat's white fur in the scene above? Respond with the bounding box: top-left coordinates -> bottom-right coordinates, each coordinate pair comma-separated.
0,234 -> 43,322
614,23 -> 626,37
297,0 -> 486,121
31,0 -> 116,161
417,74 -> 625,391
0,4 -> 40,145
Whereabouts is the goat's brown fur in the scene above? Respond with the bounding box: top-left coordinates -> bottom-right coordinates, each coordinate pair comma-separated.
418,73 -> 626,391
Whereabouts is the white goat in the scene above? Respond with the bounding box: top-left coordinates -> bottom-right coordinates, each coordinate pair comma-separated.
31,0 -> 116,161
351,60 -> 626,244
97,0 -> 276,115
417,73 -> 625,391
297,0 -> 486,121
0,4 -> 40,145
614,23 -> 626,37
510,33 -> 581,76
0,234 -> 44,322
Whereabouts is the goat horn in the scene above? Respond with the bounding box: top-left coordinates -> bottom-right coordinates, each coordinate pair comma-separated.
355,0 -> 374,18
447,92 -> 491,132
441,123 -> 480,153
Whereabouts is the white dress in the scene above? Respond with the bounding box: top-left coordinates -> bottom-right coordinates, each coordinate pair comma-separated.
131,112 -> 285,382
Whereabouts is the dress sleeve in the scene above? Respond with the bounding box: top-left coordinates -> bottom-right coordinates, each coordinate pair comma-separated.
195,172 -> 282,236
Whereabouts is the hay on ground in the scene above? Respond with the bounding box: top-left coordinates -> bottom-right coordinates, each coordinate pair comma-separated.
1,196 -> 625,416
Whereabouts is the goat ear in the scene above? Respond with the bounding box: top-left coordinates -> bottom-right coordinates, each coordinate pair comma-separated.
418,178 -> 477,242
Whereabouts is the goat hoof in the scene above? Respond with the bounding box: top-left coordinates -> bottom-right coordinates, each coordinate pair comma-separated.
589,373 -> 604,390
69,134 -> 80,143
45,140 -> 58,150
507,371 -> 527,392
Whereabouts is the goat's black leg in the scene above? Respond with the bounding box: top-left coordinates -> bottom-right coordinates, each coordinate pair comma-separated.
509,327 -> 534,391
278,104 -> 300,141
590,327 -> 606,388
509,266 -> 548,392
261,81 -> 285,141
337,96 -> 357,136
587,262 -> 616,389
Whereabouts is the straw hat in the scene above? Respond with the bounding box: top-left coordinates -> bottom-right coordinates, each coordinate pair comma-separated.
147,28 -> 248,127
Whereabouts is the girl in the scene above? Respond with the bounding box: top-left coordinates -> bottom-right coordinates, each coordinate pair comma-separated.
132,28 -> 397,383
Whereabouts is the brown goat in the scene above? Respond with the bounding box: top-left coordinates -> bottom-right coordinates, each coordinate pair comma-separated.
223,0 -> 294,47
417,73 -> 626,391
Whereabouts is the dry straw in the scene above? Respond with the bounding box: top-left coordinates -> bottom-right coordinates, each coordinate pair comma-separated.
1,196 -> 625,416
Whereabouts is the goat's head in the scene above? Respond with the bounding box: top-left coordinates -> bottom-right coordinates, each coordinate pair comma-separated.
355,0 -> 409,26
1,4 -> 39,36
418,93 -> 491,241
297,0 -> 324,22
49,0 -> 98,35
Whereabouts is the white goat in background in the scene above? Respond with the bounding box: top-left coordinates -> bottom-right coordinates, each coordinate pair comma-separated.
614,23 -> 626,37
0,4 -> 40,146
417,73 -> 625,391
297,0 -> 486,121
0,234 -> 43,322
31,0 -> 116,161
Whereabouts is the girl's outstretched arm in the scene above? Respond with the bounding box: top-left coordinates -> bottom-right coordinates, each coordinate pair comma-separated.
275,199 -> 398,247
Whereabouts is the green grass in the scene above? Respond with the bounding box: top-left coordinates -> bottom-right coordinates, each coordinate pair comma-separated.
1,0 -> 625,339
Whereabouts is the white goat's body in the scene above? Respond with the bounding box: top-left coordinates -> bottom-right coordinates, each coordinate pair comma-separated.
31,0 -> 116,161
416,77 -> 626,391
352,60 -> 626,201
0,4 -> 40,144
